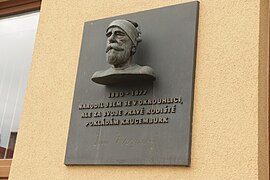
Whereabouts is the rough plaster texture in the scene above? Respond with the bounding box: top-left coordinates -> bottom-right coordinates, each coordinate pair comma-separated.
9,0 -> 269,179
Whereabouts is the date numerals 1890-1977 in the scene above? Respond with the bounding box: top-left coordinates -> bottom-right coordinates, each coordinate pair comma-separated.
109,90 -> 147,98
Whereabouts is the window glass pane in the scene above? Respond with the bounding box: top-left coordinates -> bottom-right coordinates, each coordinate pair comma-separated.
0,12 -> 39,159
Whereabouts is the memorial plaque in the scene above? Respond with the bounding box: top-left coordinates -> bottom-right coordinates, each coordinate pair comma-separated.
65,1 -> 199,166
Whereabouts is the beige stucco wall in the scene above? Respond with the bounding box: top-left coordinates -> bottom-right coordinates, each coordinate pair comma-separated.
9,0 -> 269,179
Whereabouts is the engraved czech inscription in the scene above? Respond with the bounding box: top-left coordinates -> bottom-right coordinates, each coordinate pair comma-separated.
79,90 -> 183,127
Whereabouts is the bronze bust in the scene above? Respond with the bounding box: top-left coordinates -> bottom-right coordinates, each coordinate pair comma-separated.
91,19 -> 155,85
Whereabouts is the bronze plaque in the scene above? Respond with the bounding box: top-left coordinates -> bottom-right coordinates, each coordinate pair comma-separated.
65,1 -> 199,166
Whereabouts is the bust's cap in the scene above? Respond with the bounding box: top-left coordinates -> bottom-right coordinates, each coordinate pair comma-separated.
106,19 -> 142,47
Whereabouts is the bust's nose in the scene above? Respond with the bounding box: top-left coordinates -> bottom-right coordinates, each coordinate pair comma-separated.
108,33 -> 117,43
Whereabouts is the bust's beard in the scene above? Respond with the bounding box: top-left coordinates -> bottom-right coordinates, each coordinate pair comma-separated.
106,50 -> 130,68
106,53 -> 120,65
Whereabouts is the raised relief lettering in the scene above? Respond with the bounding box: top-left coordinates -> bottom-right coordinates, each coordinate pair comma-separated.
80,95 -> 182,127
104,110 -> 123,117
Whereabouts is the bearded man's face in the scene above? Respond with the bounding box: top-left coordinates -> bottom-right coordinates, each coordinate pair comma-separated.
106,27 -> 133,67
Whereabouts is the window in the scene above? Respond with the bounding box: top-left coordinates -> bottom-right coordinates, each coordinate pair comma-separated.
0,1 -> 41,179
0,11 -> 39,160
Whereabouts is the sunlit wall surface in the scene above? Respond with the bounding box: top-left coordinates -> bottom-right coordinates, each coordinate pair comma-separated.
0,12 -> 39,159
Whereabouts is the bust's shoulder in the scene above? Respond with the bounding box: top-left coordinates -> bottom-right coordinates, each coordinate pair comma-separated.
139,66 -> 154,76
91,70 -> 103,78
92,68 -> 114,78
